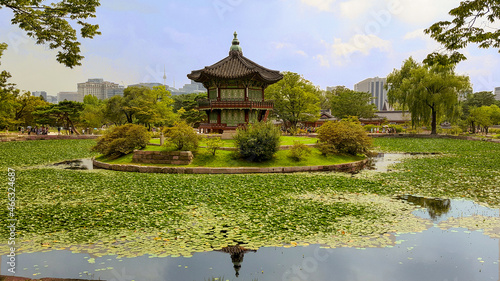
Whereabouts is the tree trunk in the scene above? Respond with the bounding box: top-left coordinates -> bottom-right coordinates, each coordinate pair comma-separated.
431,106 -> 437,135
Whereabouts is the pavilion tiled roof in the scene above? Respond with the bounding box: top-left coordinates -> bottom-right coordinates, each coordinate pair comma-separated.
187,33 -> 283,85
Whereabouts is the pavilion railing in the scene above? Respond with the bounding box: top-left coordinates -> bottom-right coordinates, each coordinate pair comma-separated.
198,99 -> 274,110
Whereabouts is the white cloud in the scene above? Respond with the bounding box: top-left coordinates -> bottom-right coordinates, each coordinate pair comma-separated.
395,0 -> 458,25
316,34 -> 392,66
403,29 -> 428,40
300,0 -> 336,11
314,54 -> 331,67
272,42 -> 293,50
339,0 -> 373,19
295,50 -> 308,57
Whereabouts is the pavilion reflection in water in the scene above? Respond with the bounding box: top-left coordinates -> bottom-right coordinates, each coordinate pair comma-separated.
216,245 -> 257,277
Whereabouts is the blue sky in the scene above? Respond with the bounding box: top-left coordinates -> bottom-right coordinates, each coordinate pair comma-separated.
0,0 -> 499,96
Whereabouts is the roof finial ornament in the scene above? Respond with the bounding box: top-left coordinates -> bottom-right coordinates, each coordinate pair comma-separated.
230,31 -> 242,54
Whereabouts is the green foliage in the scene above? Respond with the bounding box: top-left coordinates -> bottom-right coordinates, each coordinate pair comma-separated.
425,0 -> 500,54
316,120 -> 372,156
363,124 -> 379,132
388,124 -> 403,133
33,100 -> 84,133
442,126 -> 463,135
104,95 -> 127,125
82,94 -> 105,129
234,121 -> 281,162
205,136 -> 223,156
468,105 -> 500,133
265,72 -> 320,130
2,0 -> 101,68
329,89 -> 377,119
287,141 -> 312,161
387,56 -> 471,134
92,124 -> 150,159
163,121 -> 201,151
120,86 -> 176,127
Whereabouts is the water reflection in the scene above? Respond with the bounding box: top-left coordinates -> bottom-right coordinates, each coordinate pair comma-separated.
216,245 -> 257,277
397,195 -> 451,221
53,159 -> 93,170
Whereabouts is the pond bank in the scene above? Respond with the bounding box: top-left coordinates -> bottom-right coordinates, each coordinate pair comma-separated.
92,158 -> 370,174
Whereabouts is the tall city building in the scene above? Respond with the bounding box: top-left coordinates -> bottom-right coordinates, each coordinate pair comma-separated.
57,92 -> 83,103
32,91 -> 47,101
77,78 -> 124,100
495,87 -> 500,101
354,77 -> 389,111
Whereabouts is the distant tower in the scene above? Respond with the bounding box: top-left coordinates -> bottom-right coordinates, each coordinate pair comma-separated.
163,66 -> 167,86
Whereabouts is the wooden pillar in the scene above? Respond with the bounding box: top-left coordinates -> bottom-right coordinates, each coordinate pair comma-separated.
261,87 -> 265,101
245,87 -> 248,101
245,110 -> 249,123
217,87 -> 221,101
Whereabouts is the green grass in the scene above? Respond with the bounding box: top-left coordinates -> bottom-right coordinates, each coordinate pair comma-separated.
0,137 -> 499,258
149,135 -> 319,147
99,145 -> 362,167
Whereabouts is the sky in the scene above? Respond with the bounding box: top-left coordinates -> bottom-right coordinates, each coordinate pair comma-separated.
0,0 -> 499,96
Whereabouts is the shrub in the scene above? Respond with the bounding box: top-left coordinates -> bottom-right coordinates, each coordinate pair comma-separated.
364,124 -> 378,132
288,141 -> 312,161
205,136 -> 224,156
234,121 -> 281,162
316,120 -> 372,156
163,121 -> 201,151
388,124 -> 403,133
489,128 -> 500,134
443,126 -> 463,136
92,124 -> 150,159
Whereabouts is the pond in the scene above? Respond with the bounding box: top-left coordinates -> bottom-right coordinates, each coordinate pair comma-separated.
52,159 -> 94,170
3,196 -> 498,281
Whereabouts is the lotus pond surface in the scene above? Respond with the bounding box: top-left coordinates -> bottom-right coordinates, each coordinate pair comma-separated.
0,138 -> 499,281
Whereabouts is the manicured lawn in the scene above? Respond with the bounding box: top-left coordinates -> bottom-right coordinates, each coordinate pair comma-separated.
99,145 -> 363,167
0,137 -> 498,258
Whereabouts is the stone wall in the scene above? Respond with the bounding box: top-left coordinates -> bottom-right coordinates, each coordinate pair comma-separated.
132,150 -> 194,165
93,158 -> 369,174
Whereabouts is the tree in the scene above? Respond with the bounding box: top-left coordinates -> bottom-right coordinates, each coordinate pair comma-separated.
163,121 -> 201,151
119,86 -> 176,128
386,56 -> 471,135
172,92 -> 207,126
104,95 -> 127,126
1,0 -> 101,68
469,105 -> 500,134
13,92 -> 49,126
33,101 -> 84,134
82,94 -> 105,129
0,43 -> 19,129
319,86 -> 352,110
329,89 -> 377,119
425,0 -> 500,54
265,72 -> 320,131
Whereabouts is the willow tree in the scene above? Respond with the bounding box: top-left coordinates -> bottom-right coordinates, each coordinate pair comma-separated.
386,56 -> 471,135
